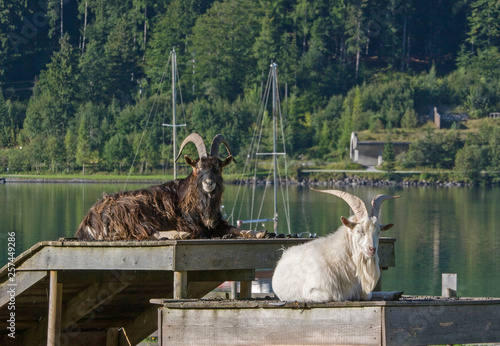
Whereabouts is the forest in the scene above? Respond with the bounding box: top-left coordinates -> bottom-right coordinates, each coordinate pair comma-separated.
0,0 -> 500,182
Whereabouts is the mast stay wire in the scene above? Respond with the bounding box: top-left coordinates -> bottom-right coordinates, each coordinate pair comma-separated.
229,68 -> 272,224
275,75 -> 292,234
123,54 -> 172,191
228,64 -> 291,234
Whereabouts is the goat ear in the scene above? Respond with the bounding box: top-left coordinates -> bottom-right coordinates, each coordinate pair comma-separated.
184,155 -> 197,168
341,216 -> 357,230
380,223 -> 394,231
221,155 -> 235,168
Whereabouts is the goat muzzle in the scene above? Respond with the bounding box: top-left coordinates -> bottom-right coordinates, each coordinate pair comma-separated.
202,178 -> 216,193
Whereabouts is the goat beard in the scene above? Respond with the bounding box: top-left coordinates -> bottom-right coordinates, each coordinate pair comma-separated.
353,249 -> 381,294
198,184 -> 224,229
199,195 -> 220,228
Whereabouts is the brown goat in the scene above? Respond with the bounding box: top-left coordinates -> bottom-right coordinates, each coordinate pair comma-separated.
75,133 -> 249,240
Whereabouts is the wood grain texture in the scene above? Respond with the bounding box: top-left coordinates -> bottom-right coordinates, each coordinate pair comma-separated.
161,306 -> 382,345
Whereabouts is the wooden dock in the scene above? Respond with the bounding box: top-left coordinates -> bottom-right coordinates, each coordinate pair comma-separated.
0,238 -> 396,345
153,297 -> 500,345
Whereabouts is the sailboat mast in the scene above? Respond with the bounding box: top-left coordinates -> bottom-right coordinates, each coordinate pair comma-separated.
162,49 -> 186,180
172,49 -> 178,179
272,62 -> 278,234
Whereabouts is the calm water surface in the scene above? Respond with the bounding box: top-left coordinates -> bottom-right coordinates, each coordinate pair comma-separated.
0,182 -> 499,298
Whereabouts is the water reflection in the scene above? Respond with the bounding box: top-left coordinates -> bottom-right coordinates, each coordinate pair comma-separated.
0,183 -> 498,298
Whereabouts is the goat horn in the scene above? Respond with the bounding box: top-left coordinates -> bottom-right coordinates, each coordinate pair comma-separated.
210,134 -> 237,163
311,189 -> 368,222
175,133 -> 207,162
370,195 -> 401,218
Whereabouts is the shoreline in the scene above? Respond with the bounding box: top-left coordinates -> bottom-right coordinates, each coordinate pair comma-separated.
0,175 -> 494,187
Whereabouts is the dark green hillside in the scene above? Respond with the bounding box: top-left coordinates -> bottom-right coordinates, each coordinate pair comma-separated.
0,0 -> 499,183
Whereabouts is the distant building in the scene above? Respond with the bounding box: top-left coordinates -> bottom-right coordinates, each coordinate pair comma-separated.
434,107 -> 468,129
349,132 -> 411,166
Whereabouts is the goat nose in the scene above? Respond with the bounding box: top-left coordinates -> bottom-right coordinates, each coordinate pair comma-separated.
369,246 -> 376,253
203,179 -> 216,192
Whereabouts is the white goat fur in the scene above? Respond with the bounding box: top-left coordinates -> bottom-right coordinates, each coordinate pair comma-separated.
272,190 -> 398,302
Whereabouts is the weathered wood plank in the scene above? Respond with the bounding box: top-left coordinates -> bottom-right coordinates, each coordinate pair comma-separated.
385,303 -> 500,345
0,270 -> 48,308
1,239 -> 395,276
17,246 -> 175,271
160,305 -> 382,345
173,239 -> 395,271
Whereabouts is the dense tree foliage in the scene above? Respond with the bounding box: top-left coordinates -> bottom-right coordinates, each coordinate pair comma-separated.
0,0 -> 499,182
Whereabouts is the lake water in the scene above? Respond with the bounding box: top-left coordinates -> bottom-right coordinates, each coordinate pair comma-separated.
0,182 -> 499,298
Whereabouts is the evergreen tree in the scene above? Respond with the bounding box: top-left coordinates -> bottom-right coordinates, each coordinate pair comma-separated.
345,0 -> 368,79
454,144 -> 483,181
24,34 -> 78,144
188,0 -> 261,101
0,90 -> 12,147
64,128 -> 77,171
401,107 -> 418,129
75,102 -> 104,173
104,133 -> 133,172
146,0 -> 215,89
467,0 -> 500,50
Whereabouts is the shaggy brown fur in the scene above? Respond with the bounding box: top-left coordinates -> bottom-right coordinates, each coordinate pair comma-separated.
75,134 -> 238,240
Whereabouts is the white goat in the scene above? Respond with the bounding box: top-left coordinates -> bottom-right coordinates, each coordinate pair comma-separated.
272,189 -> 400,302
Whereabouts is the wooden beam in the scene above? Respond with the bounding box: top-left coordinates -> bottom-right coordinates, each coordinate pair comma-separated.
173,239 -> 395,271
61,273 -> 132,328
187,281 -> 224,299
5,239 -> 395,273
20,272 -> 132,345
106,328 -> 119,346
0,270 -> 48,308
173,271 -> 187,299
47,271 -> 62,346
17,246 -> 175,271
118,306 -> 158,346
239,281 -> 252,299
159,304 -> 382,345
188,269 -> 255,282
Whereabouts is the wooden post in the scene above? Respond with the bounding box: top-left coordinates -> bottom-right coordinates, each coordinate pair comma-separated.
106,328 -> 119,346
240,281 -> 252,299
230,281 -> 238,299
47,271 -> 62,346
173,271 -> 187,299
442,273 -> 457,297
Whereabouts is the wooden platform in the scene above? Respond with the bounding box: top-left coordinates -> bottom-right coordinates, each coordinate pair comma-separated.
153,297 -> 500,345
0,238 -> 396,345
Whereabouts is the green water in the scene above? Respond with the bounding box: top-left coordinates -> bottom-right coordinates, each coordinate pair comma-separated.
0,182 -> 499,298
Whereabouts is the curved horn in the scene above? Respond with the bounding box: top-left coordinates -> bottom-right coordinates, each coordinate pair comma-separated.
370,195 -> 401,218
210,134 -> 237,163
311,189 -> 368,222
175,133 -> 207,162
